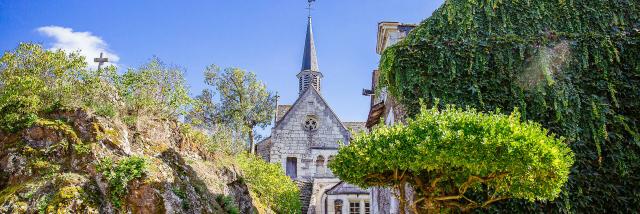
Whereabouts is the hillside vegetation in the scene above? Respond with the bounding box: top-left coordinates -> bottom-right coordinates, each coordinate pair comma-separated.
0,43 -> 300,213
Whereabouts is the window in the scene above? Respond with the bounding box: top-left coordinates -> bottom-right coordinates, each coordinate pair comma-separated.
334,200 -> 343,214
364,202 -> 371,214
286,157 -> 297,179
304,116 -> 318,131
349,202 -> 360,214
315,155 -> 325,175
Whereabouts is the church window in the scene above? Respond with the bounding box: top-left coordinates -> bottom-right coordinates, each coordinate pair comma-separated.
304,115 -> 318,131
315,155 -> 325,175
286,157 -> 297,179
334,200 -> 343,214
349,202 -> 361,214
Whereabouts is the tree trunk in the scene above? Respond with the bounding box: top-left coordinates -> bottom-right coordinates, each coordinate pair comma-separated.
398,182 -> 407,214
248,129 -> 255,154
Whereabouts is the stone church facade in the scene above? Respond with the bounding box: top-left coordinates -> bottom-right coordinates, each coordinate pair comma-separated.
256,16 -> 371,214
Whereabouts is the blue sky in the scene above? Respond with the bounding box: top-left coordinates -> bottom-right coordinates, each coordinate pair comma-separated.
0,0 -> 444,124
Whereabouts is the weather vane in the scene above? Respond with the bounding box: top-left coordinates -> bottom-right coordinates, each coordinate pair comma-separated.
307,0 -> 316,17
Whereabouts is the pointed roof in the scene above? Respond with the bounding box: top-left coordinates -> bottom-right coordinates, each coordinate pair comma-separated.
273,87 -> 351,141
301,17 -> 319,72
325,181 -> 369,195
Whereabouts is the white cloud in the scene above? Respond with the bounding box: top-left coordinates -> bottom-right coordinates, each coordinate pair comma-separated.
37,26 -> 120,69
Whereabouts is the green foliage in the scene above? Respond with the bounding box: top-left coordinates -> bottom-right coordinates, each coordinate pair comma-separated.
0,44 -> 194,134
330,105 -> 573,212
73,143 -> 92,155
96,156 -> 147,208
0,43 -> 86,132
172,186 -> 190,210
114,56 -> 192,118
237,153 -> 301,213
179,123 -> 244,155
201,65 -> 276,153
378,0 -> 639,212
94,103 -> 117,118
216,195 -> 240,214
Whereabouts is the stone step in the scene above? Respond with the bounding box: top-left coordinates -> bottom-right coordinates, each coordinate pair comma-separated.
297,180 -> 314,214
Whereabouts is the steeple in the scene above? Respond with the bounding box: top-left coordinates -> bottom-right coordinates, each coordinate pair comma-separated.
297,5 -> 323,95
301,17 -> 319,72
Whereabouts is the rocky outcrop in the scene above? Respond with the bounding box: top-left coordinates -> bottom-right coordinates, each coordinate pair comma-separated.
0,109 -> 264,213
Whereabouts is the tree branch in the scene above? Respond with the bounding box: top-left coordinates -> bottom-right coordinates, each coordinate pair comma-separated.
459,172 -> 508,195
433,195 -> 463,201
481,196 -> 509,208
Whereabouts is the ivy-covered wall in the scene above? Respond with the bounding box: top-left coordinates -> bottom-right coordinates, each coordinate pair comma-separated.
379,0 -> 639,213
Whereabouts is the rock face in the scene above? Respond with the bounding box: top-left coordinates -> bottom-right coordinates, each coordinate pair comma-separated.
0,109 -> 263,213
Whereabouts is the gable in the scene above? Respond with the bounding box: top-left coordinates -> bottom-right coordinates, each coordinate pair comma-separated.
274,88 -> 352,147
325,181 -> 368,195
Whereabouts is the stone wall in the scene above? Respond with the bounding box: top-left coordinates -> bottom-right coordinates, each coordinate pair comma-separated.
269,88 -> 351,181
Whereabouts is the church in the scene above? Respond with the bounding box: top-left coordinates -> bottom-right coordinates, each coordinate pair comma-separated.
255,13 -> 371,214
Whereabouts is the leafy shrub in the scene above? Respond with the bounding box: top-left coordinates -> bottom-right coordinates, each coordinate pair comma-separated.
113,57 -> 192,118
0,43 -> 85,132
94,103 -> 117,118
0,44 -> 193,133
216,195 -> 240,214
330,105 -> 574,212
378,0 -> 639,212
179,123 -> 246,155
0,43 -> 122,133
96,156 -> 147,208
237,154 -> 301,213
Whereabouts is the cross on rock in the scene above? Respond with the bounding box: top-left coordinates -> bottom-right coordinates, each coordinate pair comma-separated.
94,52 -> 108,70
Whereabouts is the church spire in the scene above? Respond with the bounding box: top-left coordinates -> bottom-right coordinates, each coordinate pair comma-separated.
297,0 -> 322,95
301,16 -> 319,72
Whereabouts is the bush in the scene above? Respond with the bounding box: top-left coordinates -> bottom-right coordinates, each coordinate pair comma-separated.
330,105 -> 574,212
216,195 -> 240,214
96,156 -> 147,208
0,43 -> 85,132
0,44 -> 193,133
113,57 -> 192,118
237,154 -> 301,213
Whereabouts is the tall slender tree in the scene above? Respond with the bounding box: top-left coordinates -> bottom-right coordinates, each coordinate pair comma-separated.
204,65 -> 275,153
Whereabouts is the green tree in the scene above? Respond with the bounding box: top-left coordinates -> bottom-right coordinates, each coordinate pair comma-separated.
187,89 -> 218,127
330,105 -> 574,213
203,65 -> 275,153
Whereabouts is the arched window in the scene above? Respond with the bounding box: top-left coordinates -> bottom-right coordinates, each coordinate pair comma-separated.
315,155 -> 325,176
334,199 -> 343,214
